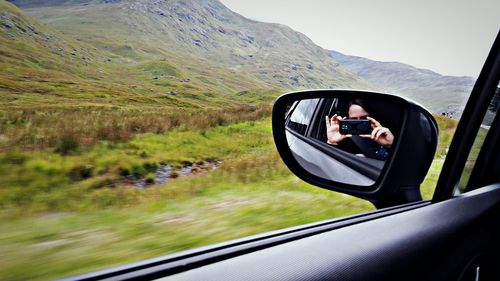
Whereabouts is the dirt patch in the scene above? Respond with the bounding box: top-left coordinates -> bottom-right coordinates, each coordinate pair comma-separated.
209,198 -> 256,210
31,239 -> 70,249
157,213 -> 195,225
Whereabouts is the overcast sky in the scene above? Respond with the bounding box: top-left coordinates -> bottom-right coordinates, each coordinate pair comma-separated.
220,0 -> 499,78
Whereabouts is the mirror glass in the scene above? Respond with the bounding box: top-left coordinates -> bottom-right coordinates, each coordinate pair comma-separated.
284,95 -> 404,186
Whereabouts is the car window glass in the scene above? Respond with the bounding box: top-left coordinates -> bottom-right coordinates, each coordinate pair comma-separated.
455,81 -> 500,194
1,0 -> 496,278
287,98 -> 320,135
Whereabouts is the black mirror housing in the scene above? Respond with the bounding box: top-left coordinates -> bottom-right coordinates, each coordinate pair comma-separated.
272,90 -> 438,208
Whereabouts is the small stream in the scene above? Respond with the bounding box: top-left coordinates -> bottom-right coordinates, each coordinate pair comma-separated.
155,164 -> 172,185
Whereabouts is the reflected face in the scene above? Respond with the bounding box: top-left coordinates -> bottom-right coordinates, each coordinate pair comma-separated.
348,104 -> 369,119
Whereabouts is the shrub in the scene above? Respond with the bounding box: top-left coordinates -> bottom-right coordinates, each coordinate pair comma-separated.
55,135 -> 79,155
69,164 -> 94,181
89,177 -> 115,189
28,160 -> 61,176
145,173 -> 155,184
118,164 -> 132,177
143,161 -> 158,173
170,171 -> 179,178
2,150 -> 27,164
131,164 -> 145,178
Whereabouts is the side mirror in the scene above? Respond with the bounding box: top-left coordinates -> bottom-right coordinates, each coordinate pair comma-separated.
272,90 -> 438,208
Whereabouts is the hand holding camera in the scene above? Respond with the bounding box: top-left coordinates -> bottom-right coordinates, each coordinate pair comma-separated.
326,115 -> 393,148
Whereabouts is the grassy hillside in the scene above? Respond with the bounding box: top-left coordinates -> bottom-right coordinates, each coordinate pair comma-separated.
11,0 -> 374,90
0,0 -> 279,103
0,0 -> 284,152
7,0 -> 473,113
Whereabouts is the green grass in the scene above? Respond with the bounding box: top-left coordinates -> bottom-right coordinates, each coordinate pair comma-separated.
0,113 -> 462,280
417,115 -> 459,199
0,118 -> 374,280
0,187 -> 371,280
139,60 -> 181,77
0,111 -> 462,281
420,115 -> 488,197
433,114 -> 458,159
421,159 -> 444,200
456,125 -> 489,192
0,119 -> 272,214
0,104 -> 272,151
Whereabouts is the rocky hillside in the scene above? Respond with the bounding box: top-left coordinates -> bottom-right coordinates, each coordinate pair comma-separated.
0,0 -> 281,111
0,0 -> 106,76
5,0 -> 477,114
0,0 -> 117,107
9,0 -> 372,90
329,50 -> 475,115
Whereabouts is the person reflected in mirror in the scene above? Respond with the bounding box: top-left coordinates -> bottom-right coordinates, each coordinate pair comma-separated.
325,99 -> 394,161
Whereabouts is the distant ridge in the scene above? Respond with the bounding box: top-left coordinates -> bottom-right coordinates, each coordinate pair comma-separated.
329,50 -> 475,115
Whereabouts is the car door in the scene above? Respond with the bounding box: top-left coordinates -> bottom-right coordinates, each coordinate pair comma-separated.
61,33 -> 500,281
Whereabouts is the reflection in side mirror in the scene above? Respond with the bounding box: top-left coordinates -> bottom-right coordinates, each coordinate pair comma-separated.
273,90 -> 438,207
284,96 -> 403,186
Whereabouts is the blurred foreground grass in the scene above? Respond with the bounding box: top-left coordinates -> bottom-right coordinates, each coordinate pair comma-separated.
0,115 -> 458,280
0,118 -> 373,280
1,175 -> 372,280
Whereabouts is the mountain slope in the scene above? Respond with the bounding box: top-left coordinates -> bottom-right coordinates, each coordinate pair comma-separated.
0,0 -> 281,111
6,0 -> 476,114
329,50 -> 475,115
0,0 -> 120,107
10,0 -> 373,90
